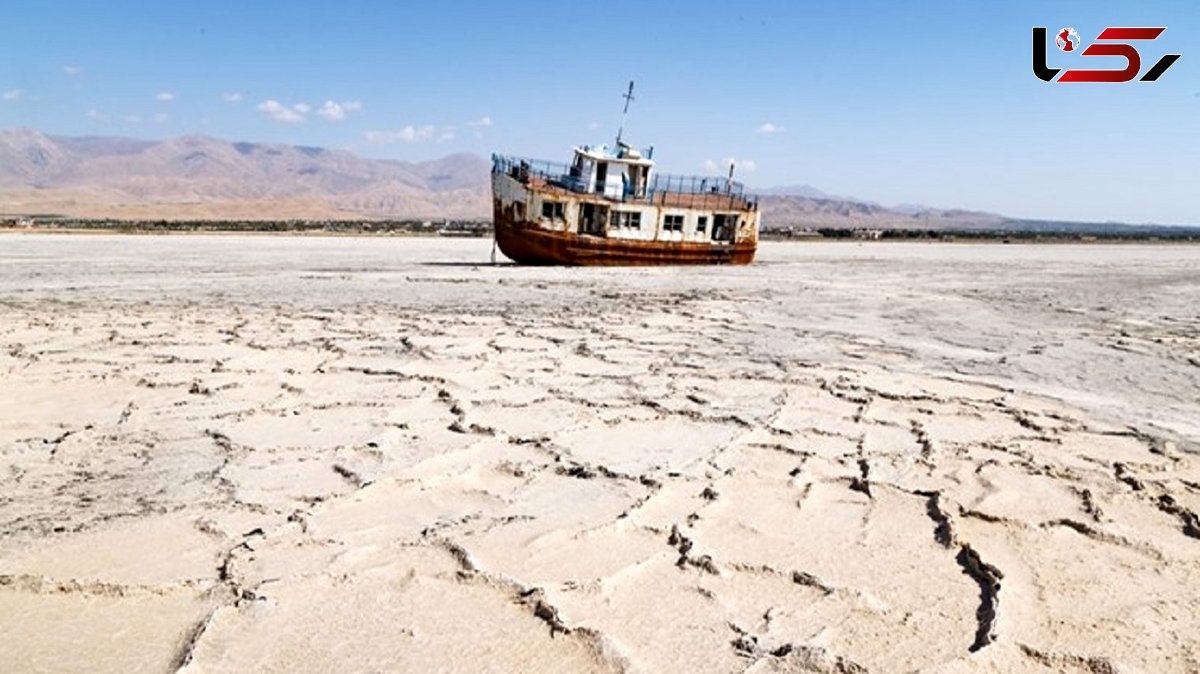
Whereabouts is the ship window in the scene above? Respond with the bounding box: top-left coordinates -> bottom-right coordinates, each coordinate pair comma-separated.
541,201 -> 564,220
664,214 -> 684,232
611,210 -> 641,229
697,216 -> 708,233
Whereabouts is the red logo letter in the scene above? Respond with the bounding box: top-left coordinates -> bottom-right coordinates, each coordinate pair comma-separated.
1058,43 -> 1141,82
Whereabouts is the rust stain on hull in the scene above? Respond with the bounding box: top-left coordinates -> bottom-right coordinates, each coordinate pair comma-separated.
494,208 -> 756,266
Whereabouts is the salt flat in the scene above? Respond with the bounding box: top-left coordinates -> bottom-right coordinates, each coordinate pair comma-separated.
1,234 -> 1198,673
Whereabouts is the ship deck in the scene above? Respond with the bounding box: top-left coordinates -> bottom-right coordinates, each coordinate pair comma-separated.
493,154 -> 758,213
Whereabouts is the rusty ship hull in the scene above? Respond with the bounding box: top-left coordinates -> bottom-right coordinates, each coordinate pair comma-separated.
493,205 -> 755,266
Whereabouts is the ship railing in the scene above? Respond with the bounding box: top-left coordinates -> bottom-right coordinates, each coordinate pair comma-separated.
492,155 -> 585,191
492,154 -> 758,210
646,173 -> 758,211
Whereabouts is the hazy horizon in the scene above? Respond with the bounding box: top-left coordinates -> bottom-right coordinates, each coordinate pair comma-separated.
2,1 -> 1197,224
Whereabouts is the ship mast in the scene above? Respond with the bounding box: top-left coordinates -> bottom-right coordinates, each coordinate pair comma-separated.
615,80 -> 635,146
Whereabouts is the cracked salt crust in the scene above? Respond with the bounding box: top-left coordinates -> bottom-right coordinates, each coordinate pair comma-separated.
1,236 -> 1199,672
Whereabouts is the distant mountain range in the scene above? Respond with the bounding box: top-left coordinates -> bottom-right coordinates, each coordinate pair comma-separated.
1,129 -> 1193,234
0,128 -> 490,220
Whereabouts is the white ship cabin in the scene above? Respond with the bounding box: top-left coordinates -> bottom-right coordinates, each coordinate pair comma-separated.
566,142 -> 654,200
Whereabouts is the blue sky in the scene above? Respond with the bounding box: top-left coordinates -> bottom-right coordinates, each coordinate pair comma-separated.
1,1 -> 1197,224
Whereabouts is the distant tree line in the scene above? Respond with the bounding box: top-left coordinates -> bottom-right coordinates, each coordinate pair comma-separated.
757,227 -> 1199,242
13,218 -> 494,237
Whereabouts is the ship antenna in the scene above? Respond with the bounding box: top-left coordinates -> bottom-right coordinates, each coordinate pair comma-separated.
615,80 -> 635,146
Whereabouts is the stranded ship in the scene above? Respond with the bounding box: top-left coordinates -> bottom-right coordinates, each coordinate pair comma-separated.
490,83 -> 760,265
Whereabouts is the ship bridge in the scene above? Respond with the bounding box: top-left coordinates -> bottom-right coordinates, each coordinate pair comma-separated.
566,142 -> 654,200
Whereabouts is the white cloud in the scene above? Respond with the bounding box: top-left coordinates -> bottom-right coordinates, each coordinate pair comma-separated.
2,89 -> 21,101
221,92 -> 243,103
702,159 -> 719,174
587,121 -> 600,130
123,115 -> 142,123
63,65 -> 82,76
293,102 -> 311,113
467,115 -> 492,128
364,125 -> 436,144
86,108 -> 109,122
317,99 -> 363,121
156,91 -> 175,102
757,122 -> 784,135
318,101 -> 346,121
153,112 -> 169,124
438,130 -> 456,142
257,99 -> 304,123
